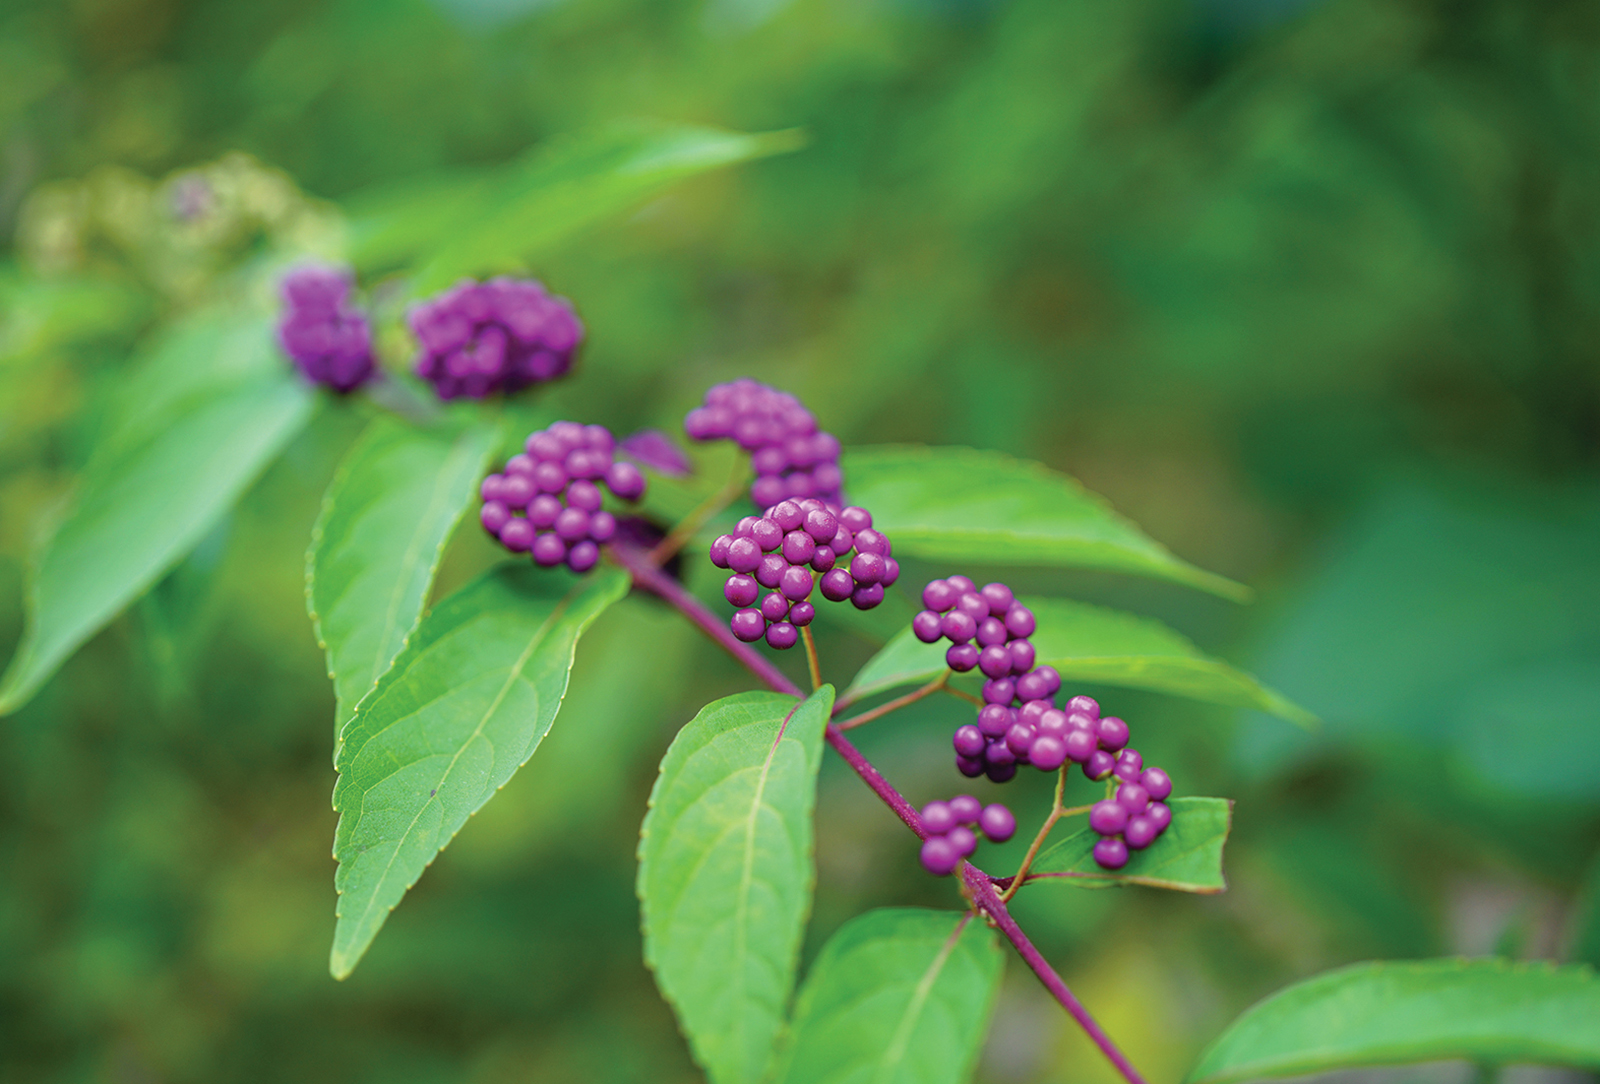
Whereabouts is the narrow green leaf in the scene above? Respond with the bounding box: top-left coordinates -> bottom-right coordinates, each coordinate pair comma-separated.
638,686 -> 833,1084
0,309 -> 314,715
329,564 -> 628,979
772,908 -> 1003,1084
351,122 -> 803,291
1188,958 -> 1600,1084
1028,797 -> 1233,893
842,445 -> 1249,601
308,414 -> 501,741
844,597 -> 1314,727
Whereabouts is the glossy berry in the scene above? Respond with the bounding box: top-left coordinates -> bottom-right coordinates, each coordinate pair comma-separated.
1084,749 -> 1116,781
730,609 -> 765,643
1097,716 -> 1130,751
1115,783 -> 1150,814
948,795 -> 982,823
920,836 -> 962,876
1089,800 -> 1129,836
1092,837 -> 1129,870
946,644 -> 979,672
952,725 -> 987,758
1029,734 -> 1067,771
1141,768 -> 1173,801
1146,801 -> 1173,832
1124,815 -> 1158,850
765,622 -> 799,649
979,804 -> 1016,842
788,601 -> 816,626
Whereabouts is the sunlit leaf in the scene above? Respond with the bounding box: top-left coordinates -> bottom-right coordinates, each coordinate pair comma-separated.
1188,958 -> 1600,1084
308,414 -> 502,742
842,445 -> 1249,600
329,565 -> 628,979
1027,797 -> 1232,893
638,686 -> 832,1084
0,309 -> 314,715
844,597 -> 1313,726
772,908 -> 1002,1084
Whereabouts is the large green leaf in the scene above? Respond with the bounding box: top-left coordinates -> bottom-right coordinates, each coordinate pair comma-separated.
638,687 -> 833,1084
844,597 -> 1313,726
771,908 -> 1003,1084
1028,797 -> 1232,893
0,309 -> 314,715
329,565 -> 628,979
308,414 -> 501,742
346,122 -> 803,292
1188,958 -> 1600,1084
842,445 -> 1249,600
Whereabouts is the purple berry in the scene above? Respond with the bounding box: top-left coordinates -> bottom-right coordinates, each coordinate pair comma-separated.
730,609 -> 765,642
752,518 -> 783,552
946,643 -> 979,672
956,755 -> 986,778
808,546 -> 835,573
1093,837 -> 1129,870
1146,801 -> 1172,833
849,552 -> 886,586
1084,749 -> 1116,780
751,476 -> 785,506
1124,815 -> 1158,850
881,558 -> 900,587
920,836 -> 961,876
788,601 -> 815,626
500,473 -> 534,508
985,740 -> 1016,768
1035,666 -> 1062,696
949,795 -> 982,823
772,501 -> 804,532
980,582 -> 1014,615
760,591 -> 791,622
589,511 -> 617,542
853,528 -> 891,557
277,265 -> 377,393
923,580 -> 958,612
533,461 -> 568,494
481,501 -> 512,535
803,508 -> 837,542
1063,728 -> 1098,763
1030,735 -> 1067,771
757,554 -> 787,588
829,526 -> 854,555
766,622 -> 799,650
1037,709 -> 1070,740
979,645 -> 1012,679
1008,639 -> 1036,673
839,506 -> 872,532
946,720 -> 985,756
1067,694 -> 1100,718
735,516 -> 759,538
1015,671 -> 1049,701
819,568 -> 854,601
921,801 -> 957,835
481,474 -> 507,502
1115,783 -> 1150,814
941,611 -> 977,643
955,593 -> 989,621
1004,605 -> 1036,638
948,825 -> 978,857
531,531 -> 566,566
528,493 -> 562,528
727,537 -> 761,574
978,704 -> 1014,738
782,531 -> 816,565
604,461 -> 646,501
725,575 -> 759,607
500,517 -> 535,552
1115,748 -> 1143,776
982,678 -> 1016,705
567,540 -> 599,572
979,804 -> 1016,842
1141,768 -> 1172,801
986,761 -> 1018,783
780,565 -> 814,601
946,574 -> 977,594
555,507 -> 591,542
913,611 -> 944,643
1017,699 -> 1051,726
851,584 -> 884,610
1089,800 -> 1128,836
1097,716 -> 1130,751
1005,722 -> 1036,757
976,617 -> 1008,647
709,535 -> 734,568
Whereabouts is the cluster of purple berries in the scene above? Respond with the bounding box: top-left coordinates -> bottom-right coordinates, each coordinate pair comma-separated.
1086,752 -> 1174,870
408,277 -> 583,400
276,265 -> 376,393
918,796 -> 1016,876
479,421 -> 647,572
914,577 -> 1039,678
684,380 -> 844,507
710,502 -> 897,649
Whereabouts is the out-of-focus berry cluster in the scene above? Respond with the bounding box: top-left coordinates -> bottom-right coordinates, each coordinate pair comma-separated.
409,277 -> 582,400
711,501 -> 897,650
917,795 -> 1015,876
684,380 -> 844,507
480,421 -> 646,573
276,264 -> 376,393
1086,750 -> 1174,870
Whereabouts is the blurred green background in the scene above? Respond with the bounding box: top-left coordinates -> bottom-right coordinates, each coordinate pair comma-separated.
2,0 -> 1598,1081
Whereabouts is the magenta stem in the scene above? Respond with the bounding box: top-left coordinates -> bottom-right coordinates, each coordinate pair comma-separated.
615,540 -> 1147,1084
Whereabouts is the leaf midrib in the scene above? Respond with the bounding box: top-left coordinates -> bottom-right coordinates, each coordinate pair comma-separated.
872,918 -> 968,1084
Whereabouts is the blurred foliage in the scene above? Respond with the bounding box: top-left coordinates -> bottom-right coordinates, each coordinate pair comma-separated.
1,0 -> 1598,1081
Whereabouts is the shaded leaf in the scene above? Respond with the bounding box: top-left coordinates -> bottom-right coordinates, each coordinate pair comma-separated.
329,565 -> 628,979
842,445 -> 1249,600
1028,797 -> 1232,893
1188,958 -> 1600,1084
845,597 -> 1313,726
772,908 -> 1002,1084
308,414 -> 502,741
0,309 -> 314,715
638,687 -> 833,1084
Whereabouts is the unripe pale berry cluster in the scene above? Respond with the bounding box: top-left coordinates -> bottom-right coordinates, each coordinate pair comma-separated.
918,795 -> 1016,876
1086,751 -> 1174,870
710,501 -> 897,650
684,380 -> 844,507
409,277 -> 583,400
276,265 -> 376,393
479,421 -> 646,572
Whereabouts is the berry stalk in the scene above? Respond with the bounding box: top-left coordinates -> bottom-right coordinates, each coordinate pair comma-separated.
800,626 -> 823,693
648,458 -> 751,565
835,672 -> 949,731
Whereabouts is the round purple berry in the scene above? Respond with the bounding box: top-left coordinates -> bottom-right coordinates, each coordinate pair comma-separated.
1093,837 -> 1129,870
986,761 -> 1018,783
948,825 -> 978,857
725,575 -> 759,607
851,583 -> 885,610
1004,605 -> 1036,638
977,704 -> 1013,738
1140,768 -> 1172,801
985,739 -> 1017,767
1084,749 -> 1116,781
757,554 -> 787,588
803,508 -> 837,542
782,531 -> 816,565
819,568 -> 854,602
765,622 -> 799,650
849,552 -> 886,586
1005,722 -> 1036,757
567,540 -> 599,572
978,645 -> 1013,680
727,537 -> 761,574
853,528 -> 891,557
567,479 -> 602,512
760,591 -> 791,622
948,795 -> 982,823
946,643 -> 979,672
1096,716 -> 1130,751
1089,799 -> 1128,836
881,558 -> 900,587
730,609 -> 765,643
1062,727 -> 1098,764
1124,815 -> 1158,850
589,511 -> 617,542
605,461 -> 646,501
709,535 -> 734,568
953,725 -> 987,758
780,565 -> 814,601
838,506 -> 872,532
921,801 -> 957,836
980,582 -> 1014,614
772,500 -> 804,532
1030,735 -> 1068,771
1008,639 -> 1036,673
500,517 -> 535,552
946,575 -> 976,594
809,546 -> 837,573
1146,801 -> 1172,832
751,518 -> 783,552
976,617 -> 1008,647
982,678 -> 1016,705
500,473 -> 534,508
1115,748 -> 1143,778
555,507 -> 591,542
941,611 -> 977,643
1115,783 -> 1150,814
531,531 -> 566,566
1015,670 -> 1049,701
956,755 -> 986,778
923,580 -> 958,612
913,611 -> 944,643
920,836 -> 961,876
481,501 -> 512,535
788,601 -> 815,626
1035,665 -> 1063,696
1067,694 -> 1100,717
979,803 -> 1016,843
954,593 -> 989,621
1037,709 -> 1070,740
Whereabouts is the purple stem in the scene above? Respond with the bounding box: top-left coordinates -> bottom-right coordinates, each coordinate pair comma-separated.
615,540 -> 1147,1084
960,864 -> 1149,1084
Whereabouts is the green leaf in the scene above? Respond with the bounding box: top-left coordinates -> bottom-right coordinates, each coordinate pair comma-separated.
1188,958 -> 1600,1084
772,908 -> 1003,1084
348,122 -> 804,291
308,414 -> 502,742
842,445 -> 1249,601
329,564 -> 628,979
0,309 -> 314,715
844,597 -> 1314,726
638,686 -> 833,1084
1028,797 -> 1233,893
